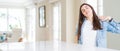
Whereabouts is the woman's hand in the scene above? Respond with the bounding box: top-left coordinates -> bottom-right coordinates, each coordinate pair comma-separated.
74,35 -> 78,44
99,16 -> 112,21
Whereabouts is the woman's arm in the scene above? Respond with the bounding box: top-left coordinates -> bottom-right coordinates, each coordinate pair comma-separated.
99,16 -> 120,33
107,19 -> 120,33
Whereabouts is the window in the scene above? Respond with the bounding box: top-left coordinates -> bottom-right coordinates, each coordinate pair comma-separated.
39,6 -> 46,27
0,8 -> 25,31
27,8 -> 36,42
0,8 -> 7,31
53,2 -> 61,41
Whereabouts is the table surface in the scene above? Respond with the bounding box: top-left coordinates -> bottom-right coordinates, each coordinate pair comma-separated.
0,41 -> 120,51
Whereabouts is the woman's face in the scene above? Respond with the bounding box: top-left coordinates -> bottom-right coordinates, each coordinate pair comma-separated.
81,5 -> 93,18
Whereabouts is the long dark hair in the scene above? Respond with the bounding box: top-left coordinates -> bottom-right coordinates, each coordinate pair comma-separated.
77,3 -> 102,41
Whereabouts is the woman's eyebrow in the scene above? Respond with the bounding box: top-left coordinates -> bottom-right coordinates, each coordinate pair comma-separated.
81,8 -> 84,11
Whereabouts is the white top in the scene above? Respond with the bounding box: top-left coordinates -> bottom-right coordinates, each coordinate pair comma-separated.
82,20 -> 97,47
0,41 -> 119,51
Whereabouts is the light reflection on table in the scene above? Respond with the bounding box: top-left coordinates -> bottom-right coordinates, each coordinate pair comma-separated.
0,41 -> 120,51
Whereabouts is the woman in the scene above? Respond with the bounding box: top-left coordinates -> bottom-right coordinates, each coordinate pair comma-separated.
76,3 -> 120,48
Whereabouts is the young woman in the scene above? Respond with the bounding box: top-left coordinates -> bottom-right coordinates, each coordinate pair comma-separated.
76,3 -> 120,48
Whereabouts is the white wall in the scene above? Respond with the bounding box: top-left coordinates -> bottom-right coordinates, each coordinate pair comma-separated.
66,0 -> 84,43
103,0 -> 120,50
60,0 -> 84,43
60,0 -> 67,42
66,0 -> 75,43
35,0 -> 67,42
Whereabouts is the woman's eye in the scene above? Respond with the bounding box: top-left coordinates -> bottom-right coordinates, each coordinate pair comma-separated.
82,9 -> 85,12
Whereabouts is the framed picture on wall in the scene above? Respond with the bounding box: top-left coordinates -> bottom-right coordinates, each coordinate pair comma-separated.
39,6 -> 46,27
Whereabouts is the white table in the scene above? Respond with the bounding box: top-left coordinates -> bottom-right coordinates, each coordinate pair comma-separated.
0,41 -> 120,51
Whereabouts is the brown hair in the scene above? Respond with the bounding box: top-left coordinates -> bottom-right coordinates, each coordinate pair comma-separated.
77,3 -> 102,41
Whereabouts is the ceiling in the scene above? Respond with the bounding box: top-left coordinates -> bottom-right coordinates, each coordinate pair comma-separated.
0,0 -> 29,3
0,0 -> 44,3
0,0 -> 44,7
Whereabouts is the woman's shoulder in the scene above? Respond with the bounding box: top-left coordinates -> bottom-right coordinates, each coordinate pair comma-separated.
99,20 -> 108,24
99,20 -> 109,28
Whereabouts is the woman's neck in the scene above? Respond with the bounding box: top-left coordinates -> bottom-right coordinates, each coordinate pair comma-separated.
86,17 -> 93,22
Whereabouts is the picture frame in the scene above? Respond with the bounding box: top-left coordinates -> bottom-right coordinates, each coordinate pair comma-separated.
39,6 -> 46,27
